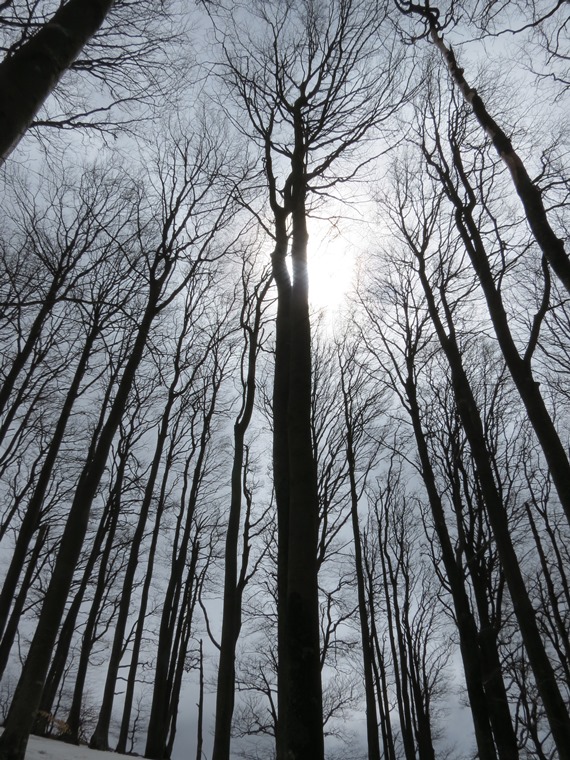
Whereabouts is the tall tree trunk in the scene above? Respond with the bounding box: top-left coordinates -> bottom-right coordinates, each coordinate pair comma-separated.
90,387 -> 181,750
282,104 -> 324,759
0,525 -> 48,681
376,508 -> 416,760
404,371 -> 513,759
424,131 -> 570,527
115,289 -> 206,752
0,320 -> 98,642
65,441 -> 126,743
272,211 -> 293,760
115,453 -> 172,753
0,284 -> 162,760
414,250 -> 570,758
145,376 -> 220,760
399,1 -> 570,294
0,0 -> 114,162
338,365 -> 381,760
195,640 -> 204,760
364,556 -> 397,760
164,541 -> 201,758
34,411 -> 120,734
445,439 -> 519,760
212,271 -> 270,760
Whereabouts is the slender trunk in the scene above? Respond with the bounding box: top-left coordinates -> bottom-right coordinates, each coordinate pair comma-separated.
447,446 -> 519,760
415,253 -> 570,758
272,212 -> 292,760
0,0 -> 114,162
339,375 -> 381,760
145,380 -> 219,760
402,602 -> 435,760
367,575 -> 397,760
90,394 -> 179,750
428,135 -> 570,526
408,4 -> 570,294
0,322 -> 97,641
525,503 -> 570,679
405,374 -> 510,759
378,517 -> 416,760
212,274 -> 270,760
0,525 -> 48,680
164,544 -> 200,758
65,447 -> 125,743
35,427 -> 118,733
115,448 -> 172,753
115,297 -> 203,752
195,640 -> 204,760
0,286 -> 160,760
0,290 -> 58,423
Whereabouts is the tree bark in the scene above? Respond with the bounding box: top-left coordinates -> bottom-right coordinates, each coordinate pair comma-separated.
0,0 -> 114,162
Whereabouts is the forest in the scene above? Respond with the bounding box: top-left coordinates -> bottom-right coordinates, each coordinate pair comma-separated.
0,1 -> 569,759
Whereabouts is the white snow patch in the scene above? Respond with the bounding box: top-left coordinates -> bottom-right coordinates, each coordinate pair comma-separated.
9,734 -> 135,760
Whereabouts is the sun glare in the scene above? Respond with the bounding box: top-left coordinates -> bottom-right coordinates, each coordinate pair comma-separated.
307,224 -> 356,313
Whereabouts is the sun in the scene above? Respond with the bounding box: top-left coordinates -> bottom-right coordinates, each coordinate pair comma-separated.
307,223 -> 356,313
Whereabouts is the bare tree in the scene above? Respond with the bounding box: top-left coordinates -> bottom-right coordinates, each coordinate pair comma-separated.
378,150 -> 570,757
212,252 -> 272,760
214,2 -> 407,755
0,128 -> 241,760
0,0 -> 114,161
395,0 -> 570,294
0,0 -> 185,161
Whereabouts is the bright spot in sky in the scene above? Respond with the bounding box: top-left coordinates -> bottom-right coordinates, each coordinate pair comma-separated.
307,224 -> 355,312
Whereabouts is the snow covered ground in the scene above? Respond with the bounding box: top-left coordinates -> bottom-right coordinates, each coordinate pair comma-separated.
16,734 -> 133,760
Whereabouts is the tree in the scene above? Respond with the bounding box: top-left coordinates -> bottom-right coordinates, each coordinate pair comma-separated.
212,253 -> 272,760
0,168 -> 137,652
1,2 -> 569,757
336,335 -> 383,760
0,0 -> 114,161
0,127 -> 241,760
416,81 -> 570,527
395,0 -> 570,295
358,256 -> 521,760
215,2 -> 407,754
0,0 -> 186,161
378,149 -> 570,757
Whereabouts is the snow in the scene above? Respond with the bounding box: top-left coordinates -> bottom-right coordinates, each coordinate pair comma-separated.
20,734 -> 135,760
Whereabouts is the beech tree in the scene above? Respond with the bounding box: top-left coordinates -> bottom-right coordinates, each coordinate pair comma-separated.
0,168 -> 138,653
0,127 -> 242,760
376,145 -> 570,757
212,253 -> 272,760
396,0 -> 570,294
214,1 -> 407,755
1,2 -> 569,758
0,0 -> 115,161
0,0 -> 183,161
